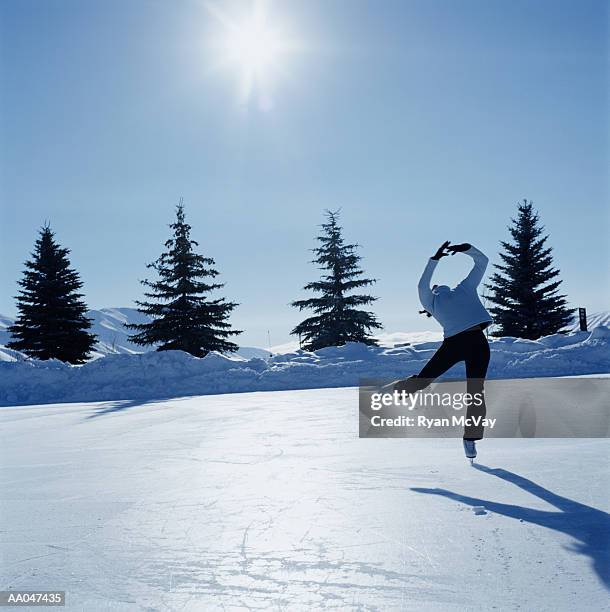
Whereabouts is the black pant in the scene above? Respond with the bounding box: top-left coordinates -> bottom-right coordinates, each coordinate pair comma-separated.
396,329 -> 490,439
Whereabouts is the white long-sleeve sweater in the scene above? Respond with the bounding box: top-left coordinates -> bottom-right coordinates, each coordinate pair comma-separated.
418,245 -> 493,338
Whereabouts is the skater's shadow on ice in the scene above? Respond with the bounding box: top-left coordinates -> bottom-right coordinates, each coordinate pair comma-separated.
411,465 -> 610,589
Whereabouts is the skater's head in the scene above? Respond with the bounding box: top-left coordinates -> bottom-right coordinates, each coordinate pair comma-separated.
432,284 -> 450,295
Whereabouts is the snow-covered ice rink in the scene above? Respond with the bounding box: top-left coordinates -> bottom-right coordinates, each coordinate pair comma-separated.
1,387 -> 608,611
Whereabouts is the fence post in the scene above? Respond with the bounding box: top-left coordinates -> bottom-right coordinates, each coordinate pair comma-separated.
578,307 -> 588,332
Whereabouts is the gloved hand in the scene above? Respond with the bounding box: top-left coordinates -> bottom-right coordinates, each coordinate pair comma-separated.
447,243 -> 471,254
431,240 -> 451,260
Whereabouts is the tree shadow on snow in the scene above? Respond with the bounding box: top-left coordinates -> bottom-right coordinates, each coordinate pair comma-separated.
84,397 -> 175,419
411,464 -> 610,589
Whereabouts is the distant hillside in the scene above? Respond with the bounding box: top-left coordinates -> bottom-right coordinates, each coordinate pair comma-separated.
270,330 -> 444,354
0,314 -> 13,347
567,310 -> 610,332
1,308 -> 607,359
87,308 -> 153,357
0,308 -> 271,361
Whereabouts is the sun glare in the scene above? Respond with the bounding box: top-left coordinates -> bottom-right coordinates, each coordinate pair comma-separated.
207,1 -> 296,109
224,17 -> 282,76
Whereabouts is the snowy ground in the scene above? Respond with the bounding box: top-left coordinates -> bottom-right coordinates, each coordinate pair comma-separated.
2,326 -> 609,407
1,387 -> 608,611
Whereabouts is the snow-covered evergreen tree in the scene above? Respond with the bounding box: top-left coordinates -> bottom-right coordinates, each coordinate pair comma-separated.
7,225 -> 96,363
485,200 -> 572,339
291,210 -> 381,351
128,202 -> 241,357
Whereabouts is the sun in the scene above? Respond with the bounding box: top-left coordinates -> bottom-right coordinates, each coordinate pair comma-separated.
223,16 -> 283,77
206,1 -> 296,109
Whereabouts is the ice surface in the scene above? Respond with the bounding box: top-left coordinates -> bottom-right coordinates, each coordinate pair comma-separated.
0,387 -> 608,610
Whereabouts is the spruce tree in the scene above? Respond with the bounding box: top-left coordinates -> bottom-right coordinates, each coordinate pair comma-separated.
127,202 -> 241,357
7,225 -> 96,363
485,200 -> 573,339
291,210 -> 381,351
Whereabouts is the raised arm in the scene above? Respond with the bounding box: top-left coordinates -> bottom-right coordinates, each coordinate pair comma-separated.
418,242 -> 449,311
451,244 -> 489,289
418,258 -> 438,311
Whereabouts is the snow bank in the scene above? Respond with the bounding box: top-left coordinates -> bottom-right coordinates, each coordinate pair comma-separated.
1,327 -> 609,407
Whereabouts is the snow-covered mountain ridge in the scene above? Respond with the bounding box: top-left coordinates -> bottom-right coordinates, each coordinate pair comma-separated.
0,308 -> 272,361
1,307 -> 607,358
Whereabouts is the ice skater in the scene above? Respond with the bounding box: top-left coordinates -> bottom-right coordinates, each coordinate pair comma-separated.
394,241 -> 493,461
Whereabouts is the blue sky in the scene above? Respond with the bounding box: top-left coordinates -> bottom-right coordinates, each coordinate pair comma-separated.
1,0 -> 608,346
